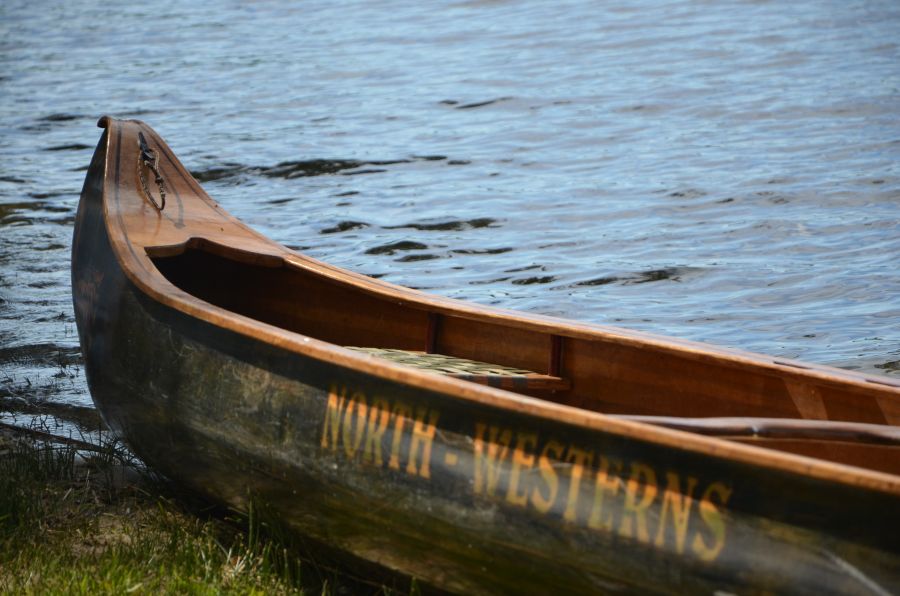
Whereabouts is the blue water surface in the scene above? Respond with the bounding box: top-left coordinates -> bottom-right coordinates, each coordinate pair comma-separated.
1,0 -> 898,429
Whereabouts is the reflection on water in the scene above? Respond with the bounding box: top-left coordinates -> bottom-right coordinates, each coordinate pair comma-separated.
0,0 -> 898,433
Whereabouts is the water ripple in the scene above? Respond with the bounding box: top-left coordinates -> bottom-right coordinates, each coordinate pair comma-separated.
0,0 -> 898,430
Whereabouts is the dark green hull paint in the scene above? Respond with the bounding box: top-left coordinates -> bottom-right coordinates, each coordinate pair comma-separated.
73,135 -> 900,595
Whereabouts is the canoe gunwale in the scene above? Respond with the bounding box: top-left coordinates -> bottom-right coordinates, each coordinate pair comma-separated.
91,115 -> 900,497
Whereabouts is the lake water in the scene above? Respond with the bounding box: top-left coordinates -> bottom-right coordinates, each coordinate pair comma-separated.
1,0 -> 899,435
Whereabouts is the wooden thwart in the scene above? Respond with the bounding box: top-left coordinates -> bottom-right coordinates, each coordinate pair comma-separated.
346,347 -> 571,391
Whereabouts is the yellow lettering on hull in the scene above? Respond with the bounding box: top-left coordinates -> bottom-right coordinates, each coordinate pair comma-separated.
319,383 -> 733,563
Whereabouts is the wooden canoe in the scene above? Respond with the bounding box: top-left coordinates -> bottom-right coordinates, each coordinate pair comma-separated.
72,117 -> 900,594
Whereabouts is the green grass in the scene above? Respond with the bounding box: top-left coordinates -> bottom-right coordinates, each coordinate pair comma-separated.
0,432 -> 409,595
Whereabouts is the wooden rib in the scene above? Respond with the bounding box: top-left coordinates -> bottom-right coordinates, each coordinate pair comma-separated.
785,380 -> 829,420
877,394 -> 900,425
426,312 -> 440,354
549,334 -> 563,377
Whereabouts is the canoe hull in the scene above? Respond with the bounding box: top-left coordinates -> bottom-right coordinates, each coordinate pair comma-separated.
73,124 -> 900,594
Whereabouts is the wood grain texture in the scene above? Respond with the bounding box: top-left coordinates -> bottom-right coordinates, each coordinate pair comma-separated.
72,117 -> 900,593
88,115 -> 900,489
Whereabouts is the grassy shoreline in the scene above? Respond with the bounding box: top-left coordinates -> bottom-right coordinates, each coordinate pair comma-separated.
0,428 -> 412,595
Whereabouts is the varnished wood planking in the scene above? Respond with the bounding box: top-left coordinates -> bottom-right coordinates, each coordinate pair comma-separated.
153,244 -> 897,428
72,117 -> 900,593
153,248 -> 429,351
562,337 -> 800,417
436,314 -> 550,377
94,116 -> 900,488
819,383 -> 893,424
731,439 -> 900,476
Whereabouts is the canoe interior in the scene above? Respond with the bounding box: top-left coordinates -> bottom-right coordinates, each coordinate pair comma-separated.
150,241 -> 900,476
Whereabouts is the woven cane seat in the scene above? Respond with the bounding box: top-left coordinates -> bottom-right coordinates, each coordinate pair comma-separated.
345,347 -> 570,391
